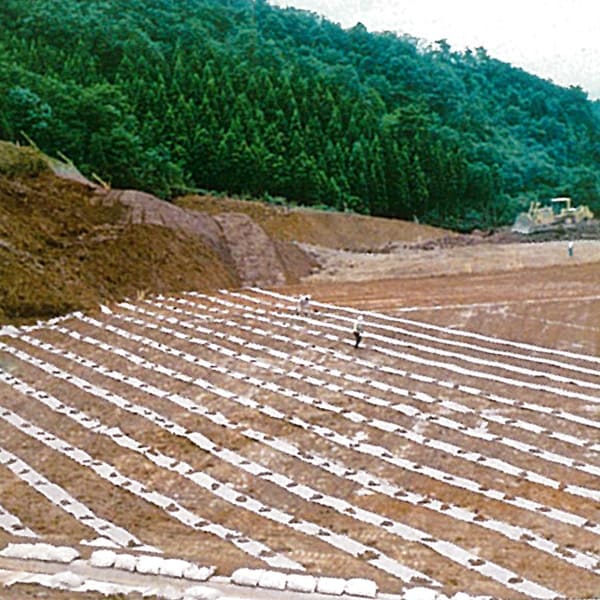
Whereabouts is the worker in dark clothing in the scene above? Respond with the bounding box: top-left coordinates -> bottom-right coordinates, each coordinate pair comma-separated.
352,315 -> 363,348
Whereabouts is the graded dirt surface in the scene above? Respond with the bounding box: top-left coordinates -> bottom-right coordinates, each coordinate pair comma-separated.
2,142 -> 600,599
304,239 -> 600,284
1,254 -> 600,599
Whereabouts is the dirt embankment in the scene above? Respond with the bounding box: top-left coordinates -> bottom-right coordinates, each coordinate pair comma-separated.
0,172 -> 238,322
0,142 -> 450,324
8,142 -> 595,327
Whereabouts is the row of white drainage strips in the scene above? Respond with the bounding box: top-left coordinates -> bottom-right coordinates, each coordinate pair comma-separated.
125,299 -> 600,486
147,295 -> 600,453
88,304 -> 600,514
0,444 -> 144,550
40,309 -> 600,573
179,293 -> 600,499
108,300 -> 600,570
10,317 -> 564,597
253,291 -> 600,388
0,342 -> 434,585
247,287 -> 600,367
222,290 -> 600,405
0,365 -> 302,572
149,294 -> 600,447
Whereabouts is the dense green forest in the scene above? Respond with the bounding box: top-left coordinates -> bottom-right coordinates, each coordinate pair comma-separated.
1,0 -> 599,229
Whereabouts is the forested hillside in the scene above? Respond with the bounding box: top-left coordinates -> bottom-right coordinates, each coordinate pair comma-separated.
1,0 -> 599,230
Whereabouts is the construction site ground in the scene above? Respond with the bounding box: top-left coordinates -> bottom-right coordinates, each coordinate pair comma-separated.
1,241 -> 600,599
1,144 -> 600,599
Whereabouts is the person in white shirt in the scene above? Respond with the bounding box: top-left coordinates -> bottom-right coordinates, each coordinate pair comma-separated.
297,294 -> 311,316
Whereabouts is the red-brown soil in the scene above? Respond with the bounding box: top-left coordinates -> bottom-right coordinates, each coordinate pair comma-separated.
1,142 -> 600,599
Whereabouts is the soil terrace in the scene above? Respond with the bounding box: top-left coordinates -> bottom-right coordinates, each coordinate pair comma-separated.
1,143 -> 600,598
1,269 -> 599,599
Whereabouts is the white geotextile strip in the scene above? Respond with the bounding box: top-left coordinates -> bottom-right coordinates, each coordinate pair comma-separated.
0,446 -> 141,549
227,290 -> 600,403
103,304 -> 600,570
0,340 -> 435,586
77,310 -> 600,506
6,330 -> 593,577
81,303 -> 600,536
0,380 -> 297,572
13,323 -> 563,596
0,502 -> 38,539
248,287 -> 600,366
119,302 -> 600,478
151,295 -> 600,440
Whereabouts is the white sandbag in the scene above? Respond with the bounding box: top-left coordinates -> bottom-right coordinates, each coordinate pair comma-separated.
0,543 -> 78,563
159,558 -> 190,578
184,585 -> 221,600
183,564 -> 215,581
29,543 -> 51,560
49,570 -> 84,588
48,545 -> 80,563
136,554 -> 163,574
286,573 -> 317,593
113,553 -> 138,572
231,567 -> 264,586
258,569 -> 287,590
0,542 -> 35,559
404,587 -> 443,600
316,576 -> 347,595
344,578 -> 378,598
90,549 -> 117,568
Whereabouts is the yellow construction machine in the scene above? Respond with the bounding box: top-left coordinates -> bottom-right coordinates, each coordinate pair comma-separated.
512,197 -> 594,234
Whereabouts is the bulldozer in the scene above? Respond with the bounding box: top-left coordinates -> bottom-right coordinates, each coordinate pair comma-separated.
512,197 -> 594,234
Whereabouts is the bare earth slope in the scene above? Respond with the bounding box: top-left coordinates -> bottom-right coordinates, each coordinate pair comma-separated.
2,142 -> 600,600
0,142 -> 450,324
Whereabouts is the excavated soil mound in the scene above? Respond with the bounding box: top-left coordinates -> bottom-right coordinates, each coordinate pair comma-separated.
176,194 -> 449,250
0,172 -> 235,322
0,143 -> 454,324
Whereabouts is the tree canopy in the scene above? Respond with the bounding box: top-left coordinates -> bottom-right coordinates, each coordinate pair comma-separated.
1,0 -> 599,229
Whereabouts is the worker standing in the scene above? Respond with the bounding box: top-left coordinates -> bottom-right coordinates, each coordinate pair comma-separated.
297,294 -> 311,316
568,241 -> 574,257
352,315 -> 363,348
